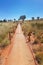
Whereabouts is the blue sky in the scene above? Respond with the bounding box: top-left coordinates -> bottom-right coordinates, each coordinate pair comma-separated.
0,0 -> 43,20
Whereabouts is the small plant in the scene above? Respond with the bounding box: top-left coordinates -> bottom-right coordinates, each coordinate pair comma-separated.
1,38 -> 10,48
35,55 -> 41,64
35,53 -> 43,65
33,40 -> 38,44
40,37 -> 43,43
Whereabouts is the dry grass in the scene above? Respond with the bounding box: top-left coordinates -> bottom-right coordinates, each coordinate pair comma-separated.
21,20 -> 43,65
0,22 -> 17,48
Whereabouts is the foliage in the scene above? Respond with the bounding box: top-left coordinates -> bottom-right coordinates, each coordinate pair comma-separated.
19,15 -> 26,21
1,38 -> 10,48
21,20 -> 43,65
3,19 -> 7,22
32,17 -> 34,20
35,53 -> 43,65
0,22 -> 17,48
37,17 -> 40,20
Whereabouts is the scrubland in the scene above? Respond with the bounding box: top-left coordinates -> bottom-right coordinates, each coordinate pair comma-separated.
21,20 -> 43,65
0,22 -> 17,48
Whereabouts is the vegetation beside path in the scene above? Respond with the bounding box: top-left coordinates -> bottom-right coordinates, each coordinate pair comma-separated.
21,20 -> 43,65
0,22 -> 17,48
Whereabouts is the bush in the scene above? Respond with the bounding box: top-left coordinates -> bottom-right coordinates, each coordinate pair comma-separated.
0,35 -> 5,43
33,40 -> 38,44
0,22 -> 17,48
40,38 -> 43,43
35,55 -> 41,64
35,53 -> 43,65
31,23 -> 43,29
1,38 -> 10,48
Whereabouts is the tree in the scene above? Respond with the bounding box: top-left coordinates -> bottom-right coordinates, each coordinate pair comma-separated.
3,19 -> 7,22
14,18 -> 16,22
37,17 -> 40,20
32,17 -> 34,20
8,19 -> 13,22
0,20 -> 3,22
19,15 -> 26,21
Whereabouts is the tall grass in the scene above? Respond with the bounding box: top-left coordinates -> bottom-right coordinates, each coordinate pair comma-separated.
0,22 -> 17,48
21,21 -> 43,65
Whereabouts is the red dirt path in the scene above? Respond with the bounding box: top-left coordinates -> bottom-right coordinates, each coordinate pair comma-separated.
1,24 -> 36,65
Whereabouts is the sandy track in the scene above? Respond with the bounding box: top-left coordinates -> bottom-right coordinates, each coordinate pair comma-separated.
5,24 -> 35,65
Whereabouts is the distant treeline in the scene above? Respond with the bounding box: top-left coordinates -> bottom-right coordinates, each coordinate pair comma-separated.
0,16 -> 43,22
31,17 -> 43,20
0,19 -> 14,22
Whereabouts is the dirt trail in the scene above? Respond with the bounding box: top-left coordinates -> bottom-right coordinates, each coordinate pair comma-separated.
4,24 -> 35,65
